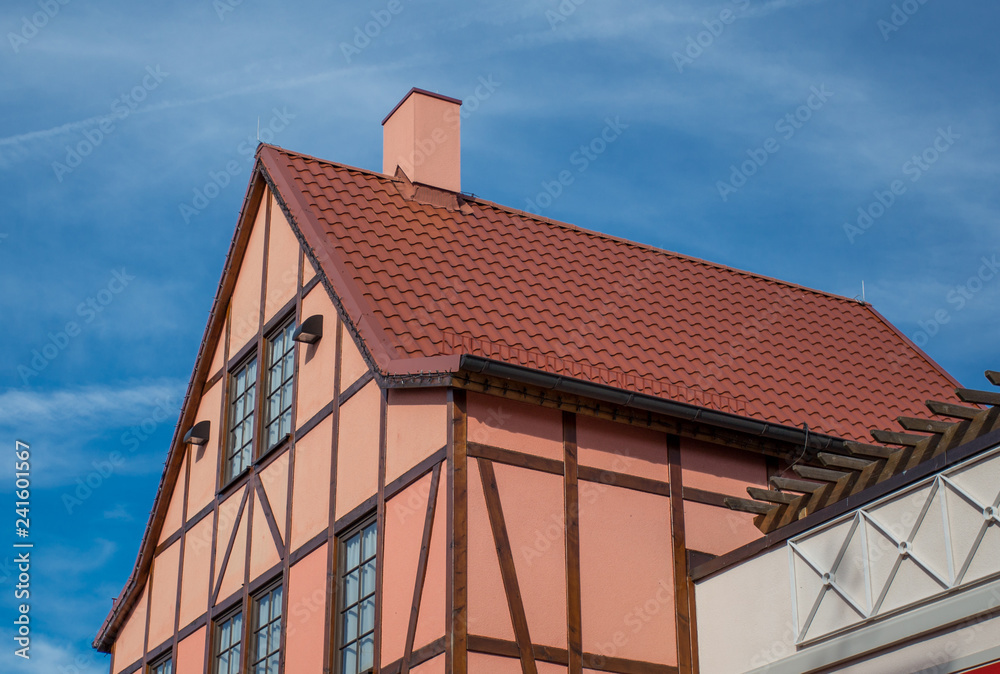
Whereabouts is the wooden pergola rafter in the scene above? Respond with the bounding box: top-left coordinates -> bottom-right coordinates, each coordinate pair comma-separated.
724,369 -> 1000,534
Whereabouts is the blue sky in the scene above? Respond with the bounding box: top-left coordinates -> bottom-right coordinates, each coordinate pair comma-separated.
1,0 -> 998,671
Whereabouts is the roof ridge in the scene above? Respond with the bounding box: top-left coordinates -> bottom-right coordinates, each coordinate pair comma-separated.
257,142 -> 403,184
259,143 -> 866,309
862,303 -> 964,389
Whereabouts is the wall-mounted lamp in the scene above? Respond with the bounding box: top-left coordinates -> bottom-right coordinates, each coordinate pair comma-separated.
183,420 -> 211,446
293,314 -> 323,344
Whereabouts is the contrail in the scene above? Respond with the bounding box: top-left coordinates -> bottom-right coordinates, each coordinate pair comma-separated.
0,72 -> 341,150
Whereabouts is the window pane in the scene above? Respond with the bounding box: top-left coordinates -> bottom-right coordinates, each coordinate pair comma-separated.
258,594 -> 270,624
360,634 -> 374,670
362,525 -> 377,560
271,586 -> 283,619
339,520 -> 376,674
344,570 -> 359,604
342,643 -> 358,674
264,322 -> 295,443
227,358 -> 256,482
343,606 -> 359,642
361,561 -> 376,597
360,596 -> 375,634
269,620 -> 281,651
256,629 -> 268,658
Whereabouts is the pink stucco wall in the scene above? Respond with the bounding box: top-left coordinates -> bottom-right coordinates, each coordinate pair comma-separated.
147,541 -> 180,650
493,462 -> 567,649
158,459 -> 185,544
385,388 -> 447,485
681,437 -> 767,497
178,514 -> 212,630
468,458 -> 516,641
112,584 -> 147,673
467,393 -> 562,461
185,380 -> 221,517
249,486 -> 281,582
176,626 -> 206,674
576,415 -> 669,482
259,452 -> 289,543
284,543 -> 329,674
413,469 -> 447,651
263,195 -> 299,324
339,330 -> 370,390
382,472 -> 434,665
229,192 -> 266,352
216,492 -> 248,603
579,483 -> 675,665
296,285 -> 338,423
290,416 -> 333,552
335,381 -> 381,520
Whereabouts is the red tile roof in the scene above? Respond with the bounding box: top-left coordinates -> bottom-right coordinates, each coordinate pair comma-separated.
259,144 -> 960,442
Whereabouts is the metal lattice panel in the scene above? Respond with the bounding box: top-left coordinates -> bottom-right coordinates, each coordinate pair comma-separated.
789,445 -> 1000,644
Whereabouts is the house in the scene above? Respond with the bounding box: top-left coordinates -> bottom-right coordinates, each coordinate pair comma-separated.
93,88 -> 1000,674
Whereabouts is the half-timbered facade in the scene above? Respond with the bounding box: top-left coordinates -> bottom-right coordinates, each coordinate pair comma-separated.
93,88 -> 995,674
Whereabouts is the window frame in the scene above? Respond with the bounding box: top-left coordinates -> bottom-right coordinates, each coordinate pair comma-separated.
336,517 -> 378,674
213,606 -> 244,674
262,318 -> 296,454
249,581 -> 284,674
223,352 -> 259,486
148,652 -> 173,674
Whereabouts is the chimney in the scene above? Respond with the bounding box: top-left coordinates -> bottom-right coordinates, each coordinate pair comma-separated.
382,88 -> 462,193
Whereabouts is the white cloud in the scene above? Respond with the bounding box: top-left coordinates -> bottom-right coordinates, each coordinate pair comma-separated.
0,380 -> 184,430
103,504 -> 134,522
1,632 -> 108,674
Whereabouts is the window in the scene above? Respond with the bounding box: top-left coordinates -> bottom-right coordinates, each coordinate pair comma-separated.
149,654 -> 172,674
226,357 -> 257,482
251,584 -> 283,674
339,521 -> 377,674
264,321 -> 296,450
214,610 -> 243,674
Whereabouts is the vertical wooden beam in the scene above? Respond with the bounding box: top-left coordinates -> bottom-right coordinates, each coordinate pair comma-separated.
447,389 -> 468,674
374,388 -> 388,672
142,564 -> 153,662
206,203 -> 234,674
240,487 -> 255,662
667,435 -> 695,674
325,317 -> 345,673
171,453 -> 193,660
204,475 -> 223,673
402,463 -> 442,674
563,411 -> 582,674
278,241 -> 303,674
478,459 -> 538,674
